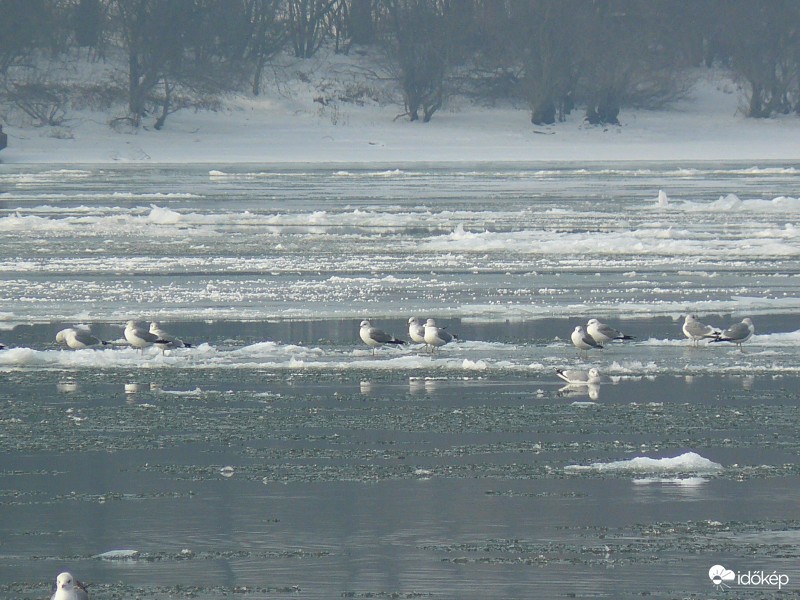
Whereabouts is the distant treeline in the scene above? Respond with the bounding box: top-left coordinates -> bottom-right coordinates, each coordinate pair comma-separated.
1,0 -> 799,129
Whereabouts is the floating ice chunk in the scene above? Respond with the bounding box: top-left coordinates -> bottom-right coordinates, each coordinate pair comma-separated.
147,204 -> 183,225
711,193 -> 742,211
633,476 -> 709,486
565,451 -> 723,474
93,549 -> 140,560
462,358 -> 488,370
0,347 -> 48,365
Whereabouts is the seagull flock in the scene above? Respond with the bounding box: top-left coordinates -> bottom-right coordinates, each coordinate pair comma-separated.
0,313 -> 757,398
0,314 -> 757,359
39,321 -> 193,353
558,314 -> 756,387
366,313 -> 754,361
362,313 -> 755,391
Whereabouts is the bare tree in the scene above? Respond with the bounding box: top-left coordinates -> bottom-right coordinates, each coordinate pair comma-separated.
381,0 -> 451,122
577,0 -> 691,125
114,0 -> 180,125
0,0 -> 53,74
717,0 -> 800,117
287,0 -> 341,58
72,0 -> 105,51
346,0 -> 375,46
515,0 -> 580,125
246,0 -> 287,95
113,0 -> 242,128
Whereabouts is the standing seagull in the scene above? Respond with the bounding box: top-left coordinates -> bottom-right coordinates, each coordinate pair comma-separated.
571,325 -> 603,355
710,317 -> 755,350
56,327 -> 108,350
586,318 -> 634,344
149,322 -> 192,350
51,572 -> 88,600
407,317 -> 427,345
124,320 -> 168,353
359,320 -> 406,355
423,318 -> 456,352
682,314 -> 721,345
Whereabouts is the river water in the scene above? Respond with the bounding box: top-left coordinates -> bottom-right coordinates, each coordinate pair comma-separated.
1,163 -> 799,598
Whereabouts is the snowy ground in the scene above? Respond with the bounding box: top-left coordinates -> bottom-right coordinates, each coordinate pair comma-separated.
2,63 -> 799,165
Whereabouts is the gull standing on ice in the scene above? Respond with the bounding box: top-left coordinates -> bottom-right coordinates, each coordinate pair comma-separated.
359,320 -> 406,355
571,325 -> 603,354
407,317 -> 427,345
710,317 -> 754,350
556,367 -> 602,385
586,318 -> 634,344
124,320 -> 168,353
149,322 -> 192,350
56,327 -> 108,350
682,314 -> 721,345
51,572 -> 88,600
423,318 -> 456,352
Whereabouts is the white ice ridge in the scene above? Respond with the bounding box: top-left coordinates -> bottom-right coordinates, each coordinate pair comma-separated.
565,451 -> 723,474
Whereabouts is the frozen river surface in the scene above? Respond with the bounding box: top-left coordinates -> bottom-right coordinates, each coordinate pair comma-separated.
1,163 -> 799,598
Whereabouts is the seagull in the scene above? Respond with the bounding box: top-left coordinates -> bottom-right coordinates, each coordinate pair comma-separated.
571,325 -> 603,354
556,367 -> 602,385
710,317 -> 754,349
586,318 -> 634,344
51,572 -> 89,600
359,320 -> 405,355
682,314 -> 721,345
423,318 -> 456,352
56,327 -> 108,350
149,322 -> 192,350
407,317 -> 427,345
124,320 -> 168,353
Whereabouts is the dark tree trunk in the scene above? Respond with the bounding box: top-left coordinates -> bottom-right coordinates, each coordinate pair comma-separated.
531,98 -> 556,125
585,92 -> 620,125
128,48 -> 144,126
153,78 -> 170,129
348,0 -> 373,45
